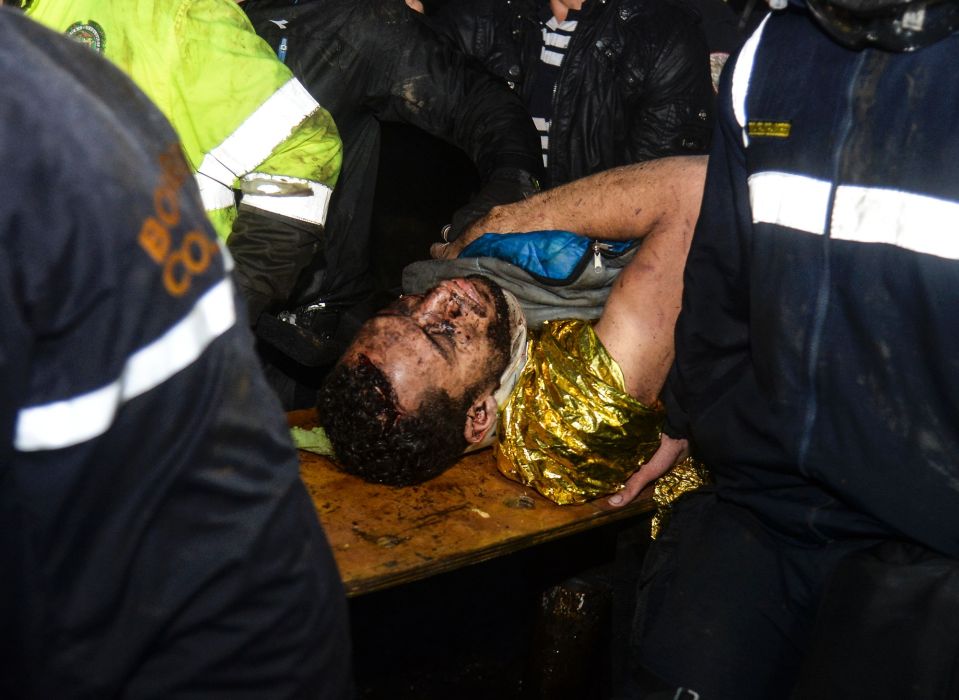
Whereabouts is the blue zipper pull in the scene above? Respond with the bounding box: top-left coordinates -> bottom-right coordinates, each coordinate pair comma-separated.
278,35 -> 288,63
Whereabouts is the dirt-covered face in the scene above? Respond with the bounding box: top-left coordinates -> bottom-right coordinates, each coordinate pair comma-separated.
343,276 -> 512,414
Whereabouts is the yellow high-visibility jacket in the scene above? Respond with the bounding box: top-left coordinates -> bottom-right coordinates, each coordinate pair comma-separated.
26,0 -> 342,320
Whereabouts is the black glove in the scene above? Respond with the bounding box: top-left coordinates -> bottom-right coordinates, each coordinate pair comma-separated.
444,167 -> 540,243
227,206 -> 323,324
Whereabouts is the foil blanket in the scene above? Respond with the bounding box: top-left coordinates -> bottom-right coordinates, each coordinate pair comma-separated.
497,318 -> 707,523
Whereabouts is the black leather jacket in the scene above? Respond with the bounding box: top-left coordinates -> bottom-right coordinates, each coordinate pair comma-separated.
244,0 -> 543,307
431,0 -> 715,187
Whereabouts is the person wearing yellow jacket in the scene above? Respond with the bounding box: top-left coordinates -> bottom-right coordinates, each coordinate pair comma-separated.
20,0 -> 342,323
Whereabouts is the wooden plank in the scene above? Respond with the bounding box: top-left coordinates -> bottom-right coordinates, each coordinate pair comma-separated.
290,410 -> 656,597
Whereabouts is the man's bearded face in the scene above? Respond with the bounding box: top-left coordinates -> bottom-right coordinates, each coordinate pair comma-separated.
343,276 -> 513,413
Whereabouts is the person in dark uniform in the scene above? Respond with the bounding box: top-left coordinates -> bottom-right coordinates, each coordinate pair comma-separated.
610,0 -> 959,696
0,9 -> 351,698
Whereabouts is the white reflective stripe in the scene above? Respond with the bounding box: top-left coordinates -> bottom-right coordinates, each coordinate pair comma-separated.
731,13 -> 771,148
15,278 -> 237,452
832,186 -> 959,260
749,172 -> 959,259
217,239 -> 235,273
240,174 -> 333,226
196,152 -> 235,190
194,171 -> 236,212
196,78 -> 319,187
749,171 -> 832,234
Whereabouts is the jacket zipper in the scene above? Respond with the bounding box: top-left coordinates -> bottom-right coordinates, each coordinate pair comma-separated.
593,241 -> 612,269
796,50 -> 869,477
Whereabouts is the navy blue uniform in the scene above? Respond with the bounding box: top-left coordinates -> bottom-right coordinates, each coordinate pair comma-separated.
0,10 -> 351,698
631,6 -> 959,698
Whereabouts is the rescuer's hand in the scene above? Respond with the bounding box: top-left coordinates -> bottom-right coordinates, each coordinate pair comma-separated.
608,434 -> 689,508
228,207 -> 323,324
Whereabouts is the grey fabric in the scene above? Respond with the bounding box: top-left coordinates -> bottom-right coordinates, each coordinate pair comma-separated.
402,247 -> 637,326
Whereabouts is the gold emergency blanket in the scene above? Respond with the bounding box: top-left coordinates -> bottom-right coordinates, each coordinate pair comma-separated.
650,455 -> 710,539
497,319 -> 667,504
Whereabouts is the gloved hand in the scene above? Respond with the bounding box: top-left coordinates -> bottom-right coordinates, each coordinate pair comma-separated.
227,207 -> 323,324
444,167 -> 540,243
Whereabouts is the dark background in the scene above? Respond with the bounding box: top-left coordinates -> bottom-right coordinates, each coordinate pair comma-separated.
350,516 -> 655,699
369,123 -> 479,295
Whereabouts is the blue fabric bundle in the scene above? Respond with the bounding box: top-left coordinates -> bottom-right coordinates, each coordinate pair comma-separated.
460,230 -> 635,285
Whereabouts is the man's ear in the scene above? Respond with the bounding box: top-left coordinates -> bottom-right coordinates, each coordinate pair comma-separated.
464,395 -> 498,444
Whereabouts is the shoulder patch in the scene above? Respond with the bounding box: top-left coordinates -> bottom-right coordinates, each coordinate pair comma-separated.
747,120 -> 791,138
65,20 -> 106,54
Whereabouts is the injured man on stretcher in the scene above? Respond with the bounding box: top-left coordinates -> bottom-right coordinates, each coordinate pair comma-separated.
316,155 -> 707,506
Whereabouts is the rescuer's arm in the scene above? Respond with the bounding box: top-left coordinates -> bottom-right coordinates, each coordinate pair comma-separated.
177,0 -> 343,322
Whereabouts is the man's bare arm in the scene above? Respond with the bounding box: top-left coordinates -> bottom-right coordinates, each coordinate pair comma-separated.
591,157 -> 706,404
593,156 -> 705,507
431,156 -> 707,259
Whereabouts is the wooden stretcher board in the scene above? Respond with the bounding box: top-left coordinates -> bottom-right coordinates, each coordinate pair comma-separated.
289,409 -> 656,597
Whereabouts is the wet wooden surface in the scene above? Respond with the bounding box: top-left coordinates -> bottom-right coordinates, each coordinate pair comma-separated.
289,409 -> 656,597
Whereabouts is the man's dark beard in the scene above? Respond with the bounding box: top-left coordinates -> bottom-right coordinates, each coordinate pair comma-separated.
465,274 -> 514,384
